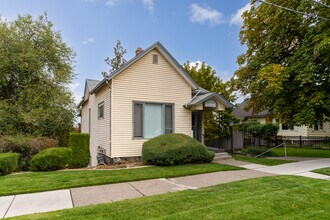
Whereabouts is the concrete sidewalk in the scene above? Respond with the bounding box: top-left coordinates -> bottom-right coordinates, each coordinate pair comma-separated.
1,158 -> 329,218
1,169 -> 274,219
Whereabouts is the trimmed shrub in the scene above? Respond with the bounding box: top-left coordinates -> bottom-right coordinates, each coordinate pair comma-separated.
0,135 -> 34,171
69,133 -> 90,168
240,147 -> 277,157
30,147 -> 72,171
0,153 -> 19,175
142,133 -> 215,166
0,136 -> 58,171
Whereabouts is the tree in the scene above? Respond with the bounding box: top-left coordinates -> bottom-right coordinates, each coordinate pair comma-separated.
102,40 -> 127,77
0,14 -> 76,146
232,0 -> 330,126
183,62 -> 238,144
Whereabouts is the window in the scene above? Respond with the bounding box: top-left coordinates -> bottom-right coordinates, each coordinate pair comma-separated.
133,102 -> 173,138
313,123 -> 324,131
165,105 -> 173,134
98,102 -> 104,119
152,54 -> 158,64
133,103 -> 143,137
281,124 -> 294,130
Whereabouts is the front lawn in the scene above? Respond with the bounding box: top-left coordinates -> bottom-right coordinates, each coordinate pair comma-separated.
0,163 -> 241,196
312,167 -> 330,176
233,155 -> 295,166
10,176 -> 330,220
273,148 -> 330,158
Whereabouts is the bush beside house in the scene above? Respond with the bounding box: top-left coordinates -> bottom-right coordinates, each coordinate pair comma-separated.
0,136 -> 58,171
30,147 -> 72,171
0,153 -> 19,175
69,133 -> 90,168
142,133 -> 215,166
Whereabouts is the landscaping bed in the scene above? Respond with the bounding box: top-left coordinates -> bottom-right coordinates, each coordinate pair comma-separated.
9,176 -> 330,220
0,163 -> 242,196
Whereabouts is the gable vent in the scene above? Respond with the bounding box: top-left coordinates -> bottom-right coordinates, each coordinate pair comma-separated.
152,54 -> 158,64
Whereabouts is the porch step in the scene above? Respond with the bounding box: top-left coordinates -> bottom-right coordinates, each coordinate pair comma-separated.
213,152 -> 232,160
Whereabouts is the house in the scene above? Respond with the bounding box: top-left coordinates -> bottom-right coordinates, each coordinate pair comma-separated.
233,100 -> 330,137
78,41 -> 233,166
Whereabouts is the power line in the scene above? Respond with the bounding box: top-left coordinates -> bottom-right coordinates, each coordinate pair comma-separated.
309,0 -> 330,9
256,0 -> 330,21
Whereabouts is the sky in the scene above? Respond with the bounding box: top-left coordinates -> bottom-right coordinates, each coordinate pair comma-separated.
0,0 -> 251,103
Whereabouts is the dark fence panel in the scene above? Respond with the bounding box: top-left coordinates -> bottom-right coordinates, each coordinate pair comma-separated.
243,135 -> 330,150
277,136 -> 330,150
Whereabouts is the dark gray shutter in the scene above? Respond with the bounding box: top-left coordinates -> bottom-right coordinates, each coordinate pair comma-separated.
134,103 -> 143,137
165,105 -> 173,134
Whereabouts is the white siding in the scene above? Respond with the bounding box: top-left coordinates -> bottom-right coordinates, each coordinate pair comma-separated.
112,48 -> 192,157
80,85 -> 111,166
308,122 -> 330,137
278,124 -> 308,136
81,100 -> 90,134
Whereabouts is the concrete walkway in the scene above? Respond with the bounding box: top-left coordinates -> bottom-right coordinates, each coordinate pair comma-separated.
1,158 -> 329,218
1,169 -> 274,218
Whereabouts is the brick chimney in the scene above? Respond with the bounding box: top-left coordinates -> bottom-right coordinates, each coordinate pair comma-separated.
135,47 -> 143,56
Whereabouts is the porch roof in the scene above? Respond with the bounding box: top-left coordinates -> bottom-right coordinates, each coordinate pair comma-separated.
185,90 -> 234,109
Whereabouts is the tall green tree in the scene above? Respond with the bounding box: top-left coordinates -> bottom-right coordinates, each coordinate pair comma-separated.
0,14 -> 76,146
183,62 -> 237,144
232,0 -> 330,126
102,40 -> 127,77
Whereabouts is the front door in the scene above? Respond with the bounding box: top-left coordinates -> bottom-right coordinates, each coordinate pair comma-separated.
192,112 -> 202,142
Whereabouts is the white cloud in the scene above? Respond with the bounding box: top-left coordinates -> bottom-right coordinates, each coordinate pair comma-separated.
229,3 -> 251,26
106,0 -> 121,7
189,3 -> 223,26
189,61 -> 208,70
68,82 -> 81,105
0,15 -> 6,22
81,37 -> 95,44
142,0 -> 154,13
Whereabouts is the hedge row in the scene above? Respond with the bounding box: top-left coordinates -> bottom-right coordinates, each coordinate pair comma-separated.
69,133 -> 90,168
0,153 -> 19,175
142,133 -> 214,166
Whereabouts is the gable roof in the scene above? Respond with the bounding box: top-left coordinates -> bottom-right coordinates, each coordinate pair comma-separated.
186,92 -> 233,108
90,41 -> 199,94
78,79 -> 101,108
86,79 -> 101,91
233,100 -> 269,119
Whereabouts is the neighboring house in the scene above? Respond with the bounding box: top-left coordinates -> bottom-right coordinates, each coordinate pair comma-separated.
233,101 -> 330,137
78,41 -> 233,166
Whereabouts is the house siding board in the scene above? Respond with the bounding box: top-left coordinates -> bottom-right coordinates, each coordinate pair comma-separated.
278,125 -> 308,137
81,100 -> 90,134
80,85 -> 111,166
112,49 -> 192,157
92,85 -> 111,162
308,122 -> 330,137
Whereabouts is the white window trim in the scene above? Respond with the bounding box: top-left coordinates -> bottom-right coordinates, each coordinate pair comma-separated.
98,102 -> 104,120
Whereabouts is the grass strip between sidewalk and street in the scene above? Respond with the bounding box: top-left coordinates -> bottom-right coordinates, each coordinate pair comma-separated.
233,155 -> 295,166
312,167 -> 330,176
9,176 -> 330,220
0,163 -> 242,196
273,148 -> 330,158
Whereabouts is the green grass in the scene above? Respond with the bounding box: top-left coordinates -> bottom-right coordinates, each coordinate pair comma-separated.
273,148 -> 330,158
312,167 -> 330,176
0,163 -> 241,196
9,176 -> 330,220
233,155 -> 295,166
